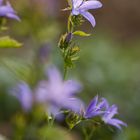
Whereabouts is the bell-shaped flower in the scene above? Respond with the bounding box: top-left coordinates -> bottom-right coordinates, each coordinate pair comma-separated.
84,95 -> 108,118
71,0 -> 102,27
35,66 -> 83,116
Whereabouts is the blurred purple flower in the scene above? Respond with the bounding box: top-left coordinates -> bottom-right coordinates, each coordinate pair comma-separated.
38,43 -> 51,63
84,95 -> 108,118
102,103 -> 127,129
0,0 -> 20,21
35,66 -> 83,116
71,0 -> 102,27
11,82 -> 33,111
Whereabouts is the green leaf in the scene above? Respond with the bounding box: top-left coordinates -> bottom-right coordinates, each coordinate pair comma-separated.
0,36 -> 22,48
73,30 -> 90,37
70,46 -> 80,56
71,56 -> 79,61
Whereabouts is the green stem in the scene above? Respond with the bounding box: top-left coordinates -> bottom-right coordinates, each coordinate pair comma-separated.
83,127 -> 89,140
63,64 -> 68,80
63,14 -> 73,79
82,127 -> 95,140
88,128 -> 95,140
68,15 -> 71,32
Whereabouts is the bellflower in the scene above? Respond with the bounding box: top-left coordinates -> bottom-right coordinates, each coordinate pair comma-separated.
71,0 -> 102,27
84,95 -> 108,119
102,103 -> 127,129
35,66 -> 83,116
0,0 -> 20,21
11,82 -> 33,111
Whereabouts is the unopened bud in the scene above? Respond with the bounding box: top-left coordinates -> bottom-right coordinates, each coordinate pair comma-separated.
65,32 -> 73,44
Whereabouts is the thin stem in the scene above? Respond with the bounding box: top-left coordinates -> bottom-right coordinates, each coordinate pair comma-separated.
68,14 -> 74,32
82,127 -> 89,140
63,64 -> 68,80
88,128 -> 95,140
82,126 -> 95,140
63,14 -> 73,79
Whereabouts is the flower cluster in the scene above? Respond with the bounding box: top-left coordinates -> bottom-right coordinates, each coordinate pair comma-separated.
84,95 -> 127,129
11,66 -> 127,130
11,66 -> 83,116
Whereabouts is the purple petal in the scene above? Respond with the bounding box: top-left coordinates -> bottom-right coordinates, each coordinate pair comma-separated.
86,95 -> 98,114
103,105 -> 118,121
72,8 -> 80,15
11,82 -> 33,111
0,1 -> 20,21
79,0 -> 102,11
112,118 -> 127,127
0,0 -> 3,6
72,0 -> 83,8
35,81 -> 49,103
101,98 -> 109,109
47,66 -> 62,84
81,11 -> 96,27
47,104 -> 60,116
97,98 -> 109,109
107,118 -> 127,130
6,13 -> 20,21
63,80 -> 82,96
64,98 -> 84,114
85,110 -> 104,118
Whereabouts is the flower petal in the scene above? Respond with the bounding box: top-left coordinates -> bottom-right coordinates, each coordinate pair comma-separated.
63,80 -> 82,96
79,0 -> 102,11
107,105 -> 118,119
97,98 -> 109,110
47,66 -> 63,85
11,82 -> 33,111
0,0 -> 3,6
64,98 -> 84,114
81,11 -> 96,27
86,95 -> 98,114
6,13 -> 20,21
112,118 -> 127,127
35,81 -> 49,103
72,0 -> 83,8
107,118 -> 127,130
85,110 -> 104,118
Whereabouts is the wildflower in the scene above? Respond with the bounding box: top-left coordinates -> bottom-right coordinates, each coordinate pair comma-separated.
102,103 -> 127,129
0,0 -> 20,21
84,95 -> 108,119
38,43 -> 51,63
35,66 -> 83,116
71,0 -> 102,27
11,82 -> 33,111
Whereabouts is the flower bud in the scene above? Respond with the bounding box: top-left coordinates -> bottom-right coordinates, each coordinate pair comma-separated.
65,32 -> 73,44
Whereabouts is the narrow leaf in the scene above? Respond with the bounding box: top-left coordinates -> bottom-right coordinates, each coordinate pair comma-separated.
73,31 -> 90,37
0,36 -> 22,48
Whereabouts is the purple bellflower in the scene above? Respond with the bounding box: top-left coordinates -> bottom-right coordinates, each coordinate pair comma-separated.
102,103 -> 127,130
71,0 -> 102,27
0,0 -> 20,21
84,95 -> 108,119
35,66 -> 83,116
11,82 -> 33,111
